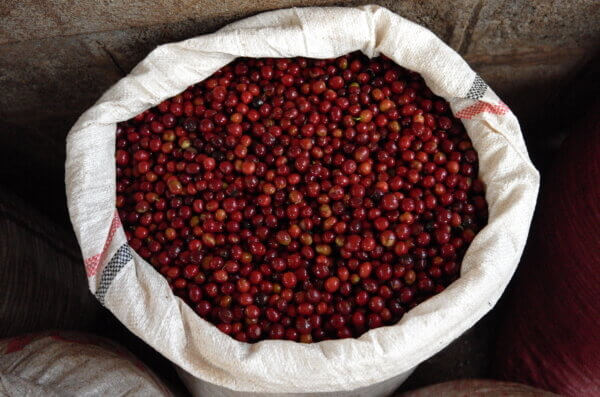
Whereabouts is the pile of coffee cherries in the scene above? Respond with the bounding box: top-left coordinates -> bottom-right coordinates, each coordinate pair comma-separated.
115,53 -> 488,343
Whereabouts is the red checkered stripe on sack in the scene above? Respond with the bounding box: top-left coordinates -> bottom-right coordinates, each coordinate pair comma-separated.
85,210 -> 122,277
456,100 -> 510,119
456,74 -> 510,120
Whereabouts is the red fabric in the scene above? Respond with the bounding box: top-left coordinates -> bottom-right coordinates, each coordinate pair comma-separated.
455,100 -> 509,119
84,210 -> 121,277
4,335 -> 34,354
493,104 -> 600,396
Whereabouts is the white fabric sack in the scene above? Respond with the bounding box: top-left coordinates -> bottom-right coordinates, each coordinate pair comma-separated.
0,332 -> 171,396
65,5 -> 539,396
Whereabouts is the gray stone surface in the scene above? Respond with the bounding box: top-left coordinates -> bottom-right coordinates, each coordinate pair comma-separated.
0,35 -> 122,135
0,0 -> 477,45
464,0 -> 600,59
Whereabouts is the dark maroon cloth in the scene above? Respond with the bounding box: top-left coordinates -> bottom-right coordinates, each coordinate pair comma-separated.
493,103 -> 600,396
